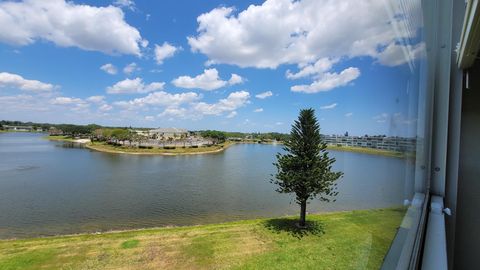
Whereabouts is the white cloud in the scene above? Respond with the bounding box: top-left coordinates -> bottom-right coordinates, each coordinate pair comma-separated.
377,42 -> 426,67
100,64 -> 117,75
226,111 -> 237,118
188,0 -> 422,69
255,91 -> 273,99
154,42 -> 180,64
228,74 -> 244,85
286,58 -> 337,80
158,107 -> 188,119
345,112 -> 353,117
113,0 -> 135,11
99,103 -> 113,111
114,91 -> 200,109
86,95 -> 105,103
320,103 -> 337,110
0,72 -> 54,92
275,122 -> 284,125
291,67 -> 360,93
0,0 -> 146,56
123,62 -> 140,75
253,108 -> 263,113
172,68 -> 241,91
50,96 -> 84,105
374,112 -> 416,125
193,90 -> 250,115
107,78 -> 165,94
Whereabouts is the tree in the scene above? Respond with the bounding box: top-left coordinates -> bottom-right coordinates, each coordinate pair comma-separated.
200,130 -> 226,144
272,108 -> 343,228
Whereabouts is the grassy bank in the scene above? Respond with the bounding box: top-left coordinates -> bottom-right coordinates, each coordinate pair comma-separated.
43,135 -> 78,142
85,141 -> 235,156
0,208 -> 404,270
326,145 -> 412,158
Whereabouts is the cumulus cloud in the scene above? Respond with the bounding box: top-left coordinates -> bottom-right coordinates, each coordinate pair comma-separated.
253,108 -> 263,113
0,72 -> 54,92
172,68 -> 243,91
100,64 -> 117,75
50,97 -> 87,110
86,95 -> 105,103
228,74 -> 244,85
291,67 -> 360,93
376,42 -> 426,67
107,78 -> 165,94
286,58 -> 337,80
320,103 -> 337,110
114,91 -> 200,109
0,0 -> 146,56
158,107 -> 188,119
155,91 -> 250,120
193,90 -> 250,115
154,42 -> 180,64
255,91 -> 273,99
188,0 -> 422,69
123,62 -> 140,75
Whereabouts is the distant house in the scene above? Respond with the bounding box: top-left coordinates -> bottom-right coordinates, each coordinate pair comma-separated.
3,125 -> 33,132
48,127 -> 64,135
149,127 -> 189,140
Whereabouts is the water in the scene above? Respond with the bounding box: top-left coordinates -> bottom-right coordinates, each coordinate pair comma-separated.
0,133 -> 413,239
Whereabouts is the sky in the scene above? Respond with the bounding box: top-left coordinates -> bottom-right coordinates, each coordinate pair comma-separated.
0,0 -> 425,136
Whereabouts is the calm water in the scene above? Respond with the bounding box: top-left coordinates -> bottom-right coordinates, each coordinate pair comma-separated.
0,133 -> 414,239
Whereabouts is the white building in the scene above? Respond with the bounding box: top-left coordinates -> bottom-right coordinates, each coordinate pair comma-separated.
149,127 -> 189,140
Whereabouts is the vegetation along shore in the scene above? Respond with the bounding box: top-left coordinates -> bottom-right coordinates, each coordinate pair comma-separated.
43,134 -> 411,158
0,208 -> 404,270
85,141 -> 235,156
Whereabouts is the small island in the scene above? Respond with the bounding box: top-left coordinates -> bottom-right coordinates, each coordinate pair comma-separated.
0,121 -> 414,158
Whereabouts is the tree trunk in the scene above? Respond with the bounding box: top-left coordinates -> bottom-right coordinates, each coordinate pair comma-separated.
299,199 -> 307,227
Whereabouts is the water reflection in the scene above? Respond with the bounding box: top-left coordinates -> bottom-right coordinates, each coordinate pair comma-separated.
0,133 -> 412,239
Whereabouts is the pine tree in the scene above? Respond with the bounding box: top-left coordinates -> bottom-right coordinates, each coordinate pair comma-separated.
272,108 -> 343,227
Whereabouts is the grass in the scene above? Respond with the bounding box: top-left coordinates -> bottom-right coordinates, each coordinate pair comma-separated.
43,135 -> 78,142
326,145 -> 413,158
0,208 -> 404,270
85,141 -> 235,155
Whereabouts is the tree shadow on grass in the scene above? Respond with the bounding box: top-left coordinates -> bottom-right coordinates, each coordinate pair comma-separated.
263,218 -> 325,239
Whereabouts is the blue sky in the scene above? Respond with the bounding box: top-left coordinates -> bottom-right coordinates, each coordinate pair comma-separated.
0,0 -> 424,136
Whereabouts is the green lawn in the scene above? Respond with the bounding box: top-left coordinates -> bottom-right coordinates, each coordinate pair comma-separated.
326,145 -> 411,158
0,208 -> 404,270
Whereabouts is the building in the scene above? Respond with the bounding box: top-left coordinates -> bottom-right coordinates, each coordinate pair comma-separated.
149,127 -> 189,140
130,129 -> 150,137
3,125 -> 33,132
320,134 -> 416,152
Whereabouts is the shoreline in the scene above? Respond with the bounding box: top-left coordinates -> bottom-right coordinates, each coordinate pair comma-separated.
85,141 -> 234,156
0,208 -> 403,269
0,206 -> 403,242
43,135 -> 410,158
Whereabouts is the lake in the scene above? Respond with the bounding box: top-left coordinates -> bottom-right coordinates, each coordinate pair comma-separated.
0,133 -> 414,239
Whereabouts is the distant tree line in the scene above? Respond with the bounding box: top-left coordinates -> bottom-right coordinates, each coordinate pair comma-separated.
198,130 -> 227,144
1,120 -> 292,143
